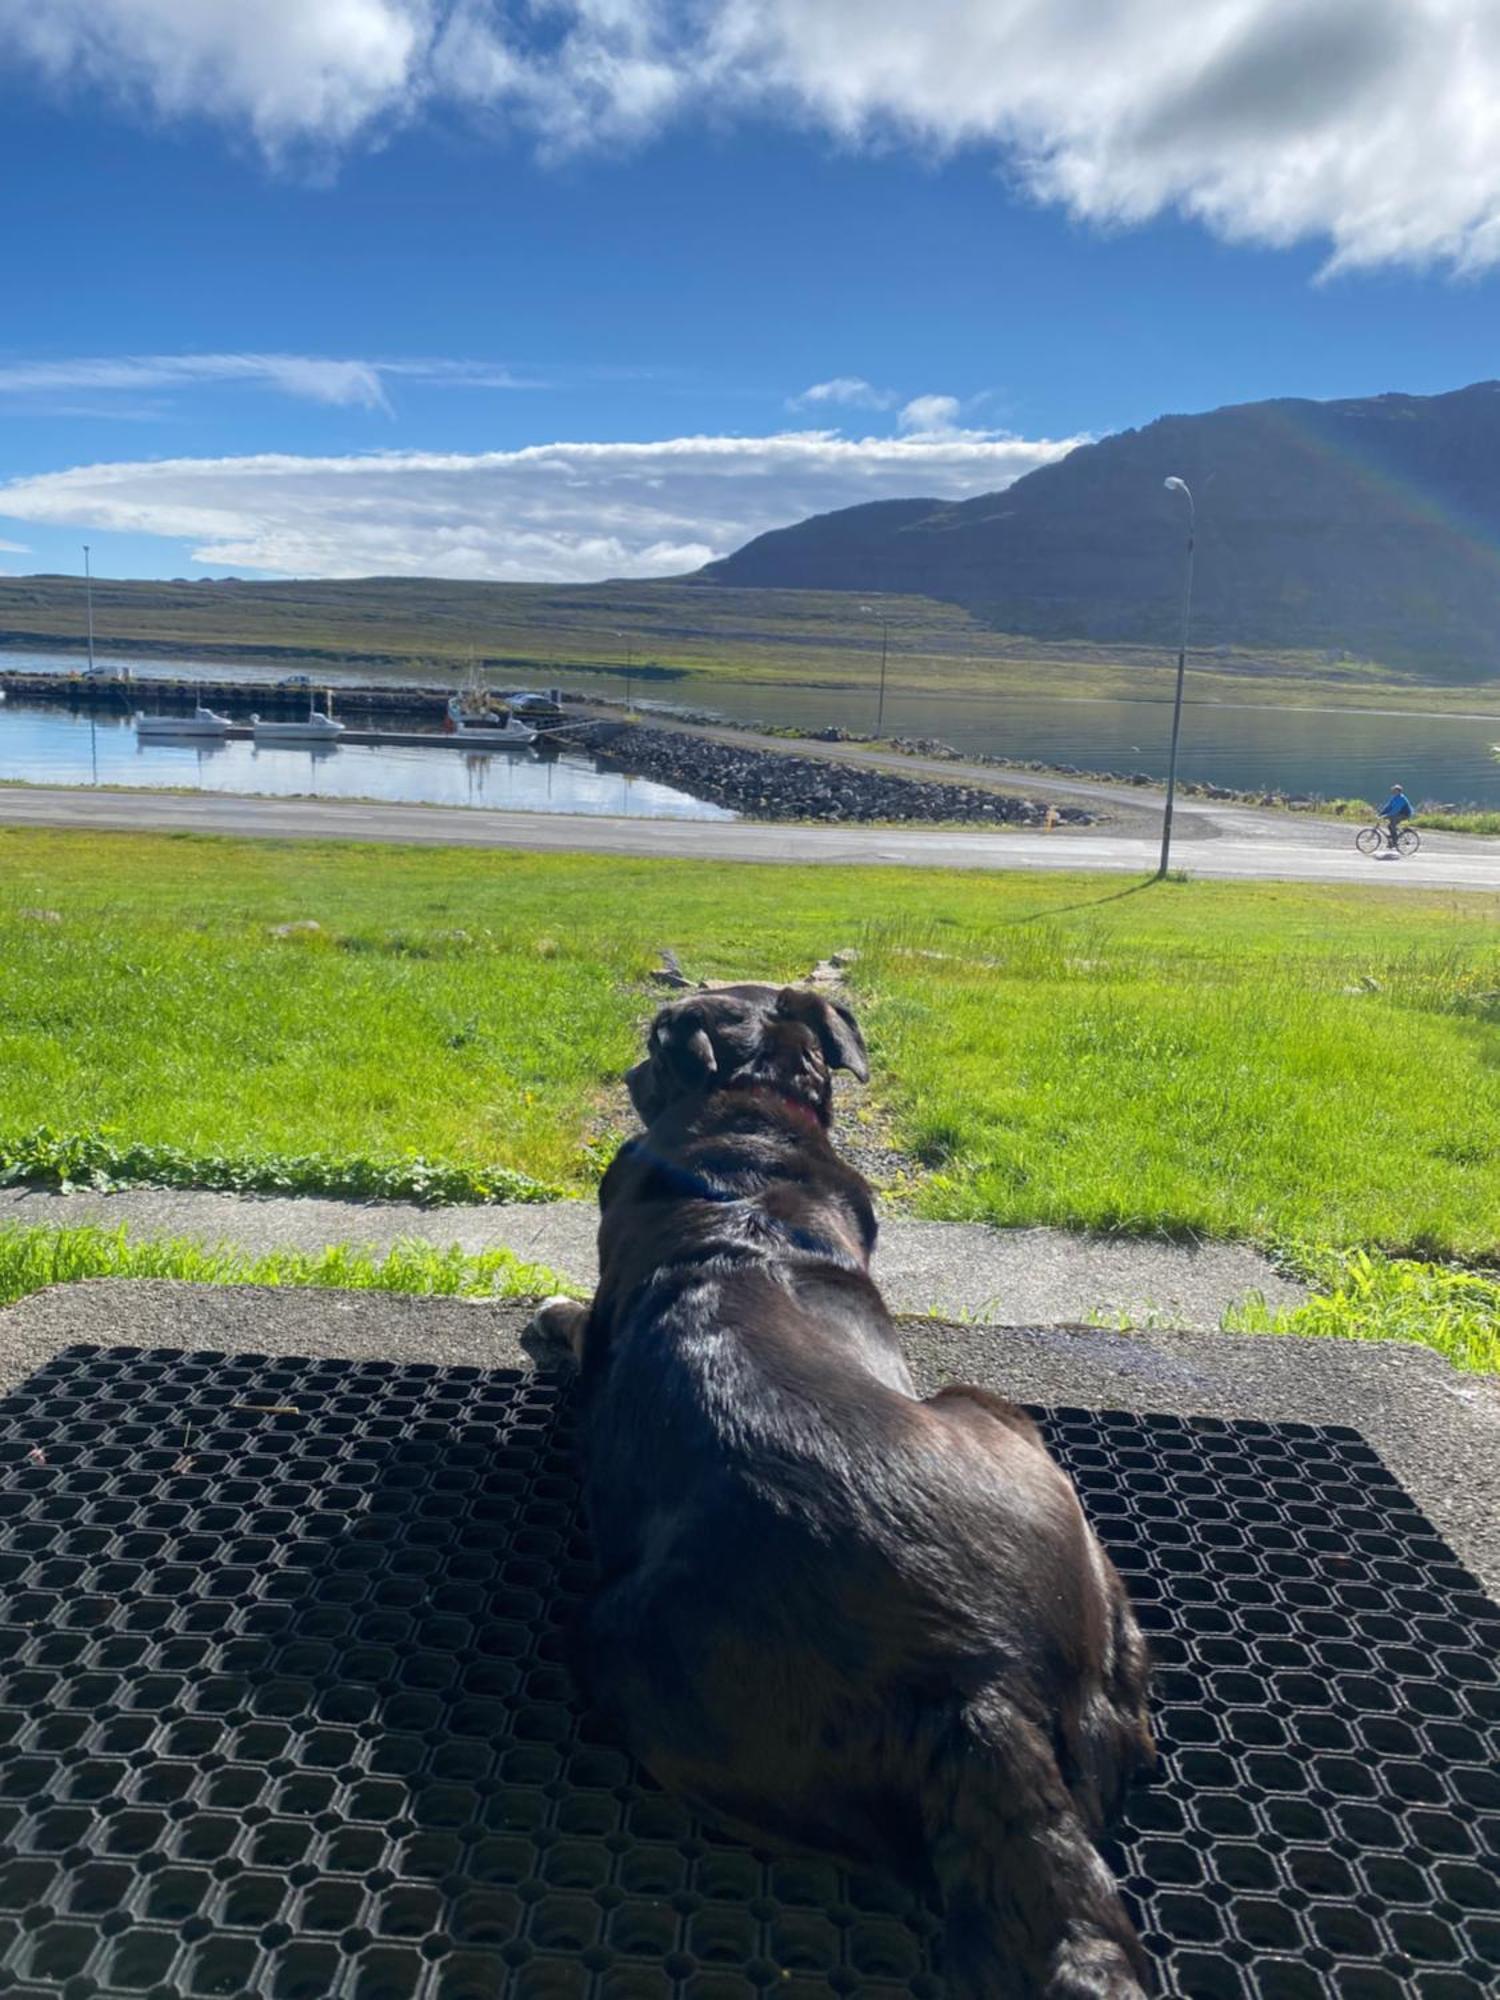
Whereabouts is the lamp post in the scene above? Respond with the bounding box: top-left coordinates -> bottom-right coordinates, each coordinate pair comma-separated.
1157,477 -> 1195,879
82,544 -> 96,673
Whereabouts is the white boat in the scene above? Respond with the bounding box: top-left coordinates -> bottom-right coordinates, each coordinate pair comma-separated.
133,706 -> 232,738
250,711 -> 346,742
444,693 -> 536,746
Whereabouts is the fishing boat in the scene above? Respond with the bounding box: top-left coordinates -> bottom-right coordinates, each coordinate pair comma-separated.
133,706 -> 232,738
444,692 -> 536,747
250,710 -> 346,743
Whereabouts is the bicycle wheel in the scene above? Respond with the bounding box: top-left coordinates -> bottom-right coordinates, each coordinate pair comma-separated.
1355,826 -> 1384,856
1395,826 -> 1420,856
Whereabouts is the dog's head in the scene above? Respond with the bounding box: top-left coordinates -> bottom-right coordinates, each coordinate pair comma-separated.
626,983 -> 868,1127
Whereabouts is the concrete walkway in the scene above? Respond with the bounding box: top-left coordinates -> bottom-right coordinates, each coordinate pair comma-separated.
0,1186 -> 1305,1332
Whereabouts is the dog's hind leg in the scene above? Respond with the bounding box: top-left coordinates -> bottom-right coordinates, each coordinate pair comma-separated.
923,1381 -> 1155,1824
919,1702 -> 1150,2000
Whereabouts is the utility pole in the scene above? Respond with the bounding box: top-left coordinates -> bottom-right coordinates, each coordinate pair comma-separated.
616,631 -> 634,714
82,545 -> 96,673
862,605 -> 892,736
1157,479 -> 1195,879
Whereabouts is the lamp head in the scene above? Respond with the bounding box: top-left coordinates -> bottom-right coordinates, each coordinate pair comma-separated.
1164,476 -> 1188,495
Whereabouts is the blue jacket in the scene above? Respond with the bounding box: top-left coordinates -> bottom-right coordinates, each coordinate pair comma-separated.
1379,793 -> 1413,820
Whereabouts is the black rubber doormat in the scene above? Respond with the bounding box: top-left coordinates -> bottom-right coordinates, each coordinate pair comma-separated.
0,1347 -> 1496,2000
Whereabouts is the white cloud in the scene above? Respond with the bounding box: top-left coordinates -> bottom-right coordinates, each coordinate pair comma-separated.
897,395 -> 965,437
789,378 -> 897,412
0,538 -> 30,554
0,353 -> 535,411
0,0 -> 432,157
3,3 -> 1500,270
0,427 -> 1080,582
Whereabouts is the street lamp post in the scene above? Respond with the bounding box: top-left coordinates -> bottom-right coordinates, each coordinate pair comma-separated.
1157,477 -> 1195,879
82,544 -> 96,674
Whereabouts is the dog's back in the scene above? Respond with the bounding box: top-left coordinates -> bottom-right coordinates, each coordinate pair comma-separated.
569,989 -> 1154,2000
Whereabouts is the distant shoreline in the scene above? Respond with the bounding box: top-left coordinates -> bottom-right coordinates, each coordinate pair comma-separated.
6,637 -> 1500,726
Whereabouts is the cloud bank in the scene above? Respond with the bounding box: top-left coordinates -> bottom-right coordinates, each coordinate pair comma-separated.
3,2 -> 1499,270
0,427 -> 1080,581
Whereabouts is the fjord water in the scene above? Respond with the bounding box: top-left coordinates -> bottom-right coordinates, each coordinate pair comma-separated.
512,667 -> 1500,808
7,647 -> 1500,809
838,685 -> 1500,807
0,700 -> 733,820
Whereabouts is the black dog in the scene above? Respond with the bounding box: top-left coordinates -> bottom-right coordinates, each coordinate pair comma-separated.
530,985 -> 1154,1999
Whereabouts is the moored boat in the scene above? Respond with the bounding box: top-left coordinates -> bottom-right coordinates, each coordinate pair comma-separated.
250,712 -> 347,742
444,693 -> 536,746
133,706 -> 232,738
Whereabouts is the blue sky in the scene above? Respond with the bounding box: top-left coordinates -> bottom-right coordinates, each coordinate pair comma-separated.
2,1 -> 1498,583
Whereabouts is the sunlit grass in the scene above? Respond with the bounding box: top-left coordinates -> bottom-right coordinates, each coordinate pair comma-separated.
1227,1248 -> 1500,1376
0,1223 -> 573,1312
1,829 -> 1497,1258
864,917 -> 1500,1256
1423,810 -> 1500,836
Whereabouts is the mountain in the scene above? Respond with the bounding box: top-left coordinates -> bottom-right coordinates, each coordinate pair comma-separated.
698,382 -> 1500,677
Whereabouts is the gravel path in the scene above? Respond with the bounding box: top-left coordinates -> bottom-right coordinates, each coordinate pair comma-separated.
0,1186 -> 1303,1332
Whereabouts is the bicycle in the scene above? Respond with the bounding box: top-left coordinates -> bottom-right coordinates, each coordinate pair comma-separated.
1355,822 -> 1420,858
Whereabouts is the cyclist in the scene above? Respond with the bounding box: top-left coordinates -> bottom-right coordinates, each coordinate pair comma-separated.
1377,783 -> 1414,849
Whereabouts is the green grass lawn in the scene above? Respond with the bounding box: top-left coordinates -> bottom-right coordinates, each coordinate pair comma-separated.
2,829 -> 1497,1266
0,1224 -> 571,1312
1423,810 -> 1500,836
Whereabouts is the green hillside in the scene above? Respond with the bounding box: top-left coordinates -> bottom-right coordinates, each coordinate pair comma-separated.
0,568 -> 1405,709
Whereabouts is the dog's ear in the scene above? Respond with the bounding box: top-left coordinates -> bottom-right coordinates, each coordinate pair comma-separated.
627,1000 -> 720,1120
775,987 -> 869,1082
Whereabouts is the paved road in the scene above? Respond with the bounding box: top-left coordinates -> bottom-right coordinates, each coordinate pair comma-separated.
2,782 -> 1496,888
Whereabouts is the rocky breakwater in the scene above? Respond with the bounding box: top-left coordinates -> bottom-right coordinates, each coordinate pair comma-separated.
575,721 -> 1093,826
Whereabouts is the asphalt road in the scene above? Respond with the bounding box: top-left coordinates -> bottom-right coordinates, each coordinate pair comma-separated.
2,782 -> 1497,889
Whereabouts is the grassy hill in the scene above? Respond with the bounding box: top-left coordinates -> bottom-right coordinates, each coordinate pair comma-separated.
701,381 -> 1500,679
6,569 -> 1499,716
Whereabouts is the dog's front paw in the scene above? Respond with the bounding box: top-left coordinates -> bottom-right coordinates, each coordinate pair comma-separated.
521,1295 -> 589,1368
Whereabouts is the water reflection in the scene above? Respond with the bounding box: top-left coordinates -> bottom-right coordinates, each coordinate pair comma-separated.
8,646 -> 1500,808
0,703 -> 732,821
592,674 -> 1500,809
